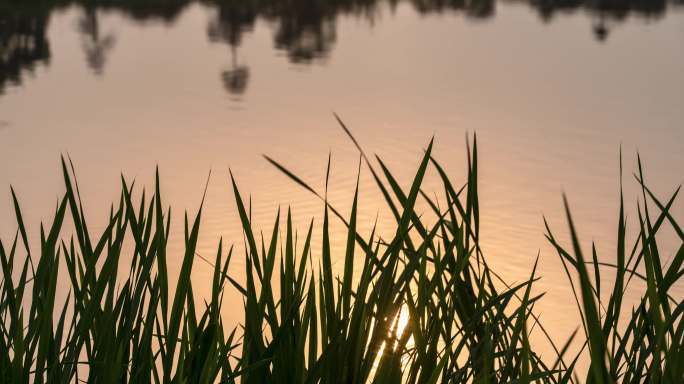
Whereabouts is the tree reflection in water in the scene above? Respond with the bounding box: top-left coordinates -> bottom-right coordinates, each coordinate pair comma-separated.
208,2 -> 254,96
0,6 -> 50,95
78,7 -> 116,75
0,0 -> 680,95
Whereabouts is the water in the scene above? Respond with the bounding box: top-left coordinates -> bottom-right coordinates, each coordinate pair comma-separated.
1,0 -> 683,359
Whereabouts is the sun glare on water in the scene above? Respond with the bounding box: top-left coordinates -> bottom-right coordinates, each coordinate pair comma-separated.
370,305 -> 413,380
393,305 -> 410,350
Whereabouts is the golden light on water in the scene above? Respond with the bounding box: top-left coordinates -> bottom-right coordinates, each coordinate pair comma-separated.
393,305 -> 410,351
369,305 -> 413,381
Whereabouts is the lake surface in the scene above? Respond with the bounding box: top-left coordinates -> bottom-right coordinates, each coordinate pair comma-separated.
1,0 -> 683,358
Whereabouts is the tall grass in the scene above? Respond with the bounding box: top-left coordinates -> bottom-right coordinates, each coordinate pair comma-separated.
1,120 -> 682,383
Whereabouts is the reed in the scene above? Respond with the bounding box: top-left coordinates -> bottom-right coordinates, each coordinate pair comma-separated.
1,119 -> 682,383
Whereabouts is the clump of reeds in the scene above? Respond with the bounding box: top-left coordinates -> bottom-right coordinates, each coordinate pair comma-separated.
1,119 -> 682,383
544,153 -> 684,383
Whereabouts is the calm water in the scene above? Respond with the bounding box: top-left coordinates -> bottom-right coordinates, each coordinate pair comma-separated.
1,0 -> 683,357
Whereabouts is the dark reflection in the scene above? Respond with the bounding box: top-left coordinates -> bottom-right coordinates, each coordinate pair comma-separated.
0,0 -> 681,95
412,0 -> 495,18
0,7 -> 51,95
263,1 -> 343,63
523,0 -> 671,39
78,7 -> 116,74
207,2 -> 255,97
222,56 -> 249,96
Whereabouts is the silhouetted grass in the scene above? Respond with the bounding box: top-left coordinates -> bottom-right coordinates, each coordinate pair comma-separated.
1,120 -> 682,383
